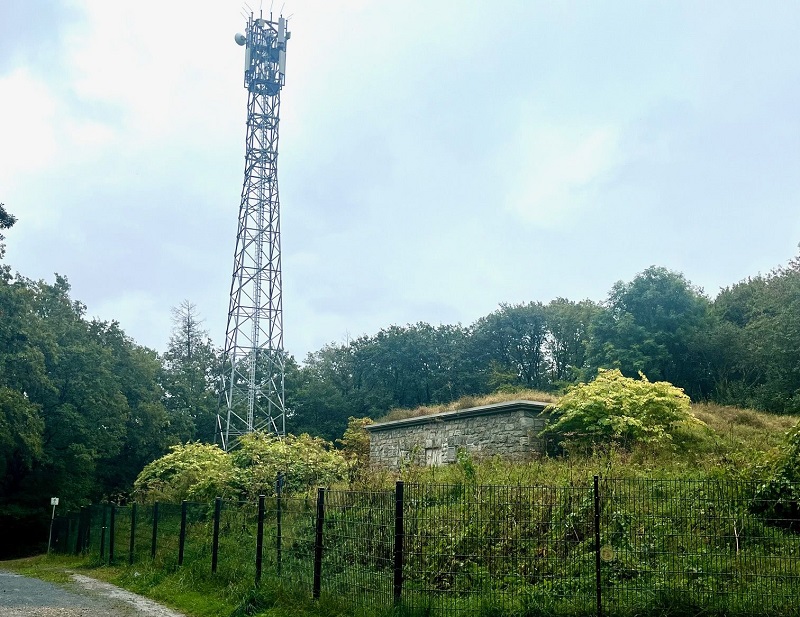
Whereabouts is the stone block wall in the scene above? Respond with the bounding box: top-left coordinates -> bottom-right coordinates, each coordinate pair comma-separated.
366,400 -> 550,469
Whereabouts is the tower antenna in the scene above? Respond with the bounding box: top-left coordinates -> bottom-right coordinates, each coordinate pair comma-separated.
219,12 -> 290,450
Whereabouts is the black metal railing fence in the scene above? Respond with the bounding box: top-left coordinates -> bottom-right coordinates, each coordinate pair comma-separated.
49,477 -> 800,617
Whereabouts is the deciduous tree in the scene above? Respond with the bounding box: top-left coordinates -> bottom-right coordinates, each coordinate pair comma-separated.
471,302 -> 549,391
587,267 -> 710,398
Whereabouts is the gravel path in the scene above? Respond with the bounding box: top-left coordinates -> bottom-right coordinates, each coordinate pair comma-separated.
0,570 -> 187,617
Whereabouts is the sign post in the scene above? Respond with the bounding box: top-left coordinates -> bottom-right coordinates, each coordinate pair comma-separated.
47,497 -> 59,554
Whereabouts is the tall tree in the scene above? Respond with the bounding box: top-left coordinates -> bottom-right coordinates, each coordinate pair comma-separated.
699,278 -> 769,405
290,343 -> 359,441
21,276 -> 129,505
543,298 -> 601,385
0,273 -> 180,556
750,266 -> 800,413
290,323 -> 474,439
350,323 -> 475,411
712,251 -> 800,413
161,301 -> 219,442
91,320 -> 174,497
587,267 -> 711,398
471,302 -> 550,391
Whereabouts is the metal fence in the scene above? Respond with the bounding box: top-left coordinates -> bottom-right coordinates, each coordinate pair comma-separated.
50,478 -> 800,616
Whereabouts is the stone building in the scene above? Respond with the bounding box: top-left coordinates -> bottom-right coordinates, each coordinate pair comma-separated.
365,400 -> 550,469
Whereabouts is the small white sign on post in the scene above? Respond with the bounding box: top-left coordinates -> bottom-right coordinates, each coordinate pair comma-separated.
47,497 -> 59,553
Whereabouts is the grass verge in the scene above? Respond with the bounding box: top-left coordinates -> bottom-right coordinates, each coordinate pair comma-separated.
0,554 -> 360,617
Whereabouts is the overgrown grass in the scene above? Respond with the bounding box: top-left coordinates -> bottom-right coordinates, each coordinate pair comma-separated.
693,401 -> 797,447
377,390 -> 558,423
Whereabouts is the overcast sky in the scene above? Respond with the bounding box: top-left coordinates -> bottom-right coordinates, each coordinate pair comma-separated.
2,0 -> 799,361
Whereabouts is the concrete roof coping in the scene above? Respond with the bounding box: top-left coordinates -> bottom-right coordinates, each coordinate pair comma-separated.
365,399 -> 551,432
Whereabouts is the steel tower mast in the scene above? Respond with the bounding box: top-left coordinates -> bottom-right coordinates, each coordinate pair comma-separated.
219,13 -> 290,451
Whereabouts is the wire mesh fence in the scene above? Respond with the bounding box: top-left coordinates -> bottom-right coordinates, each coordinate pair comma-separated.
601,478 -> 800,617
402,482 -> 596,616
321,488 -> 395,610
50,477 -> 800,616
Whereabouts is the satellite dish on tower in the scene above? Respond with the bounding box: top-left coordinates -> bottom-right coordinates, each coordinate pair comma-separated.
234,33 -> 246,46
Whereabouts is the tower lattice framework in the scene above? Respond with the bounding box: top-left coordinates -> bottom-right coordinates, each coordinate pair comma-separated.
219,13 -> 289,451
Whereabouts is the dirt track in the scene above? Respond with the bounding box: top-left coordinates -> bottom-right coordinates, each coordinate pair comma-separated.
0,570 -> 186,617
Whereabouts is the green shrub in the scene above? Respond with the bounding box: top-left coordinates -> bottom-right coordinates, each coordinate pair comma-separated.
133,442 -> 236,502
540,369 -> 705,450
754,421 -> 800,528
336,416 -> 373,482
232,432 -> 347,497
133,433 -> 347,502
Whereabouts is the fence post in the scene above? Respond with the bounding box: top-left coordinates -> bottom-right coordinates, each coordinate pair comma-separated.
594,475 -> 602,617
394,480 -> 405,604
256,495 -> 265,584
178,500 -> 188,566
75,507 -> 85,555
83,505 -> 92,555
313,488 -> 325,599
109,504 -> 116,564
276,473 -> 283,575
84,506 -> 92,554
151,502 -> 159,560
64,516 -> 72,554
83,507 -> 90,554
212,497 -> 222,574
129,503 -> 137,565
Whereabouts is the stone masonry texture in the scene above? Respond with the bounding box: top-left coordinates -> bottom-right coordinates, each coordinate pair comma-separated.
365,400 -> 550,469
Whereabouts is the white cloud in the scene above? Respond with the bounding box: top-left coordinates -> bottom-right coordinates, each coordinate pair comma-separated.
62,1 -> 243,146
502,123 -> 620,227
91,289 -> 166,347
63,118 -> 117,147
0,68 -> 59,187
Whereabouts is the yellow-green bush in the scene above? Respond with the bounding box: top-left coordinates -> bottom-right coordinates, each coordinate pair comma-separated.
133,441 -> 236,502
133,433 -> 347,502
540,369 -> 708,450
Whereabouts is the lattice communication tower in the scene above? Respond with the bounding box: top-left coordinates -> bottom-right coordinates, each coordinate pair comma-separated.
218,12 -> 290,451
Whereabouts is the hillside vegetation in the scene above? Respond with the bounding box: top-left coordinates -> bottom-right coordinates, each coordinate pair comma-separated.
3,204 -> 800,559
367,385 -> 799,489
377,387 -> 796,452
